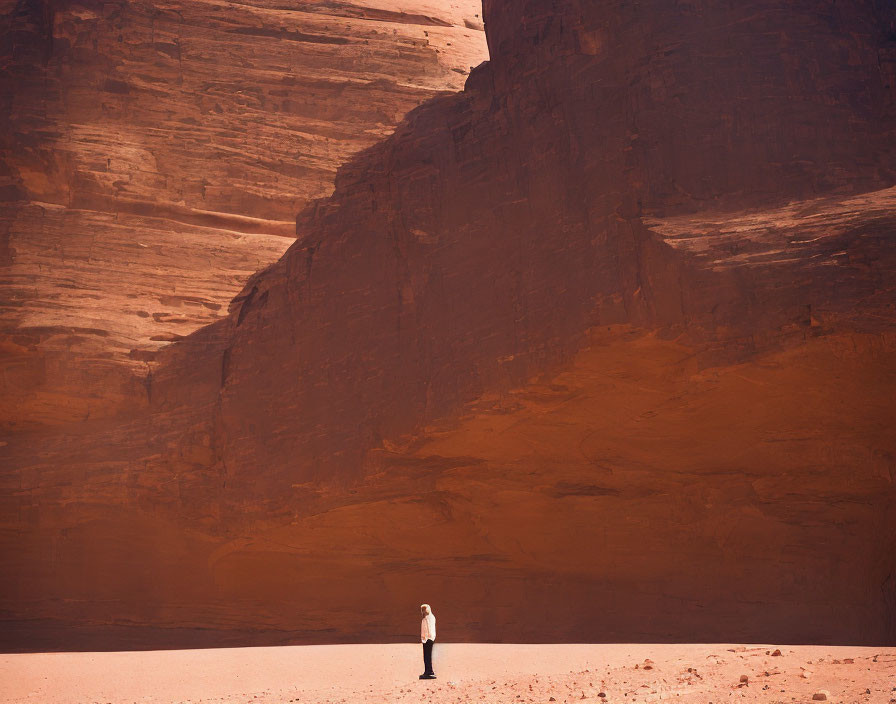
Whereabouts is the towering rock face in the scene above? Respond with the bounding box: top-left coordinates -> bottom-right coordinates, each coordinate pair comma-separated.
2,0 -> 895,647
0,0 -> 487,429
191,0 -> 896,500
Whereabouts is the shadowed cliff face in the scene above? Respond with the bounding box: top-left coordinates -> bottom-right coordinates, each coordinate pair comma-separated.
483,0 -> 896,213
172,0 -> 896,499
2,0 -> 896,648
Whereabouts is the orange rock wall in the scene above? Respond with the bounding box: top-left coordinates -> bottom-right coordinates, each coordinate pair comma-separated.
175,0 -> 896,504
1,0 -> 895,648
4,326 -> 895,649
0,0 -> 487,428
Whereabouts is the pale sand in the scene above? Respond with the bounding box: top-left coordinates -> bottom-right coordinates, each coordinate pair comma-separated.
1,644 -> 894,704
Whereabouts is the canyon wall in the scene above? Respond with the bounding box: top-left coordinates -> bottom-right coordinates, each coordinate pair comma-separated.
0,0 -> 487,429
164,0 -> 896,509
2,0 -> 895,648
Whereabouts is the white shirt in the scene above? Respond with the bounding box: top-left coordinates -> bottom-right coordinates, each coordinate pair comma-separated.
421,613 -> 436,643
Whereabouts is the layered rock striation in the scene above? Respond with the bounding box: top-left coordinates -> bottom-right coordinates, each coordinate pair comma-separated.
2,0 -> 895,648
0,0 -> 487,428
174,0 -> 896,503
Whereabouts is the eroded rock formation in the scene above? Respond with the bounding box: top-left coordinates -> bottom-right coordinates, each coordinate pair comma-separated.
1,0 -> 895,648
0,0 -> 487,429
157,0 -> 896,509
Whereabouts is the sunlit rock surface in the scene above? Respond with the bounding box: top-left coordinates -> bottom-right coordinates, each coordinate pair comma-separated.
0,0 -> 487,428
1,0 -> 894,648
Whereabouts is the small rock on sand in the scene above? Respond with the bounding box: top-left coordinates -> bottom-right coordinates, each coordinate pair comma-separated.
812,691 -> 830,701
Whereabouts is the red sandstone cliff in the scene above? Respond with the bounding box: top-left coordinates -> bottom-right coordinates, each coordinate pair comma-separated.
0,0 -> 487,429
1,0 -> 895,648
160,0 -> 896,506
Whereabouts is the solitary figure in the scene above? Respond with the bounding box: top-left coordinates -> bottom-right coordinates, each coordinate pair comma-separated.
419,603 -> 437,679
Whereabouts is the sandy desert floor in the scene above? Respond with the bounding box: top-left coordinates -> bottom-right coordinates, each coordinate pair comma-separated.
1,643 -> 894,704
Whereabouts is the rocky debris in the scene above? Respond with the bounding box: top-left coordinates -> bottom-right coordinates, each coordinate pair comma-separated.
812,691 -> 831,701
7,644 -> 896,704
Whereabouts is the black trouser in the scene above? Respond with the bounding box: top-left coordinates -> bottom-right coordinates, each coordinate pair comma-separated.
422,639 -> 434,675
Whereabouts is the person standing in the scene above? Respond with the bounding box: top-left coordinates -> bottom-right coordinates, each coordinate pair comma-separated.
419,603 -> 437,679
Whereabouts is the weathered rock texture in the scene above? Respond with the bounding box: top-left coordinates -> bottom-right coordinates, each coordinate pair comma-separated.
0,0 -> 487,428
2,0 -> 896,648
